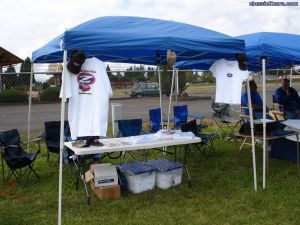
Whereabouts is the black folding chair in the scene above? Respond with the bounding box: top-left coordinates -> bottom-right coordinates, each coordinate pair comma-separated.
211,102 -> 240,140
181,119 -> 215,161
44,121 -> 71,165
0,129 -> 41,185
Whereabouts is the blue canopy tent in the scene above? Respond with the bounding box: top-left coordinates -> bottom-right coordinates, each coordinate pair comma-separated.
173,32 -> 300,191
32,16 -> 245,64
175,32 -> 300,71
31,16 -> 246,225
173,52 -> 259,194
237,32 -> 300,190
238,32 -> 300,71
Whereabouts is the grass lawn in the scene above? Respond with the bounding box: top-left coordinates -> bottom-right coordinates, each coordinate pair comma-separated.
186,81 -> 300,95
113,88 -> 131,96
0,134 -> 300,225
111,81 -> 300,97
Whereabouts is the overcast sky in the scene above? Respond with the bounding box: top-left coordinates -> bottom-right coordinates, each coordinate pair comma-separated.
0,0 -> 299,60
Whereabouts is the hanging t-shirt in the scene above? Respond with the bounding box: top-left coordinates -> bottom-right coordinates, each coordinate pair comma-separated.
61,57 -> 113,140
209,59 -> 249,104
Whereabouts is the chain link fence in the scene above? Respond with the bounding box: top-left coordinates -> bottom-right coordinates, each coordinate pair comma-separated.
0,63 -> 212,105
1,63 -> 300,132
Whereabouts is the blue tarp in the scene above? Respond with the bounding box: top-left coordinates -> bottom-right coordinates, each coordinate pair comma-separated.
32,16 -> 245,64
174,32 -> 300,71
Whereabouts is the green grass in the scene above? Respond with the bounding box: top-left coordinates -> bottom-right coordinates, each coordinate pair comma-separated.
185,81 -> 300,95
0,135 -> 300,225
111,81 -> 300,97
113,88 -> 131,96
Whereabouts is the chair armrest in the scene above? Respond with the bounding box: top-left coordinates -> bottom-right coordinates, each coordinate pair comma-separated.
38,133 -> 46,139
22,137 -> 44,145
239,114 -> 250,119
3,145 -> 19,149
188,114 -> 205,120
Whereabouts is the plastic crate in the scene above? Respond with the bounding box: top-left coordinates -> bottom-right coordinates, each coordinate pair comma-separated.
144,158 -> 183,189
118,162 -> 155,194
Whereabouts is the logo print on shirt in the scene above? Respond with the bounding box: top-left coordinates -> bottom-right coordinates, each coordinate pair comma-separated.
77,72 -> 95,92
227,73 -> 233,78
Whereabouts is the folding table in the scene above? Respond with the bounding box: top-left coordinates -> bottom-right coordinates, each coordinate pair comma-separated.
65,134 -> 202,204
234,131 -> 299,178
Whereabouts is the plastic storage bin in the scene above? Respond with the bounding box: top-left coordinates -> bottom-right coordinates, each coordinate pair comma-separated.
118,162 -> 155,194
145,158 -> 183,189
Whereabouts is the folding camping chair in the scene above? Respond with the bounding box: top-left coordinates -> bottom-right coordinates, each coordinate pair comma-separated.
149,108 -> 176,132
149,108 -> 161,132
0,129 -> 42,185
44,121 -> 71,165
116,119 -> 150,161
269,95 -> 285,121
211,102 -> 240,140
173,105 -> 207,129
181,119 -> 215,161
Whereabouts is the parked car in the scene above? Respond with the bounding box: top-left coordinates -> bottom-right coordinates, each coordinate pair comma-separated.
131,82 -> 162,97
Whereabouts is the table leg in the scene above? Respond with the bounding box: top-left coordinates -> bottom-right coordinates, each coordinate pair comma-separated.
72,156 -> 90,204
1,150 -> 4,183
184,144 -> 188,164
183,164 -> 191,187
82,157 -> 90,205
174,145 -> 177,162
235,136 -> 238,161
266,141 -> 269,177
297,134 -> 299,171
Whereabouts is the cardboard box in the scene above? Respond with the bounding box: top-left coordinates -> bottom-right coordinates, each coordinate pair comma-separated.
90,183 -> 120,200
84,163 -> 112,183
94,165 -> 118,187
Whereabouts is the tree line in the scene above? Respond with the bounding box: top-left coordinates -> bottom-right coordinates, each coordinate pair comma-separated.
1,57 -> 34,89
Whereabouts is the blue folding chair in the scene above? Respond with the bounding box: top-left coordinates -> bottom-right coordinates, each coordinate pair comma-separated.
173,105 -> 189,128
149,108 -> 176,132
149,108 -> 161,133
117,119 -> 144,137
116,119 -> 150,161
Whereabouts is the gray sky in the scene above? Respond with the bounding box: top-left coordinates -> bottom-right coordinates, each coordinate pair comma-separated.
0,0 -> 299,60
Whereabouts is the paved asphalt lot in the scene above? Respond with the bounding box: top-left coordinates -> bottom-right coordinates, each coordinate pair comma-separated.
0,91 -> 276,133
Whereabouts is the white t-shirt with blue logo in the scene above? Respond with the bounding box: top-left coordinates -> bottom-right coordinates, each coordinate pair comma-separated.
62,57 -> 113,140
209,59 -> 249,104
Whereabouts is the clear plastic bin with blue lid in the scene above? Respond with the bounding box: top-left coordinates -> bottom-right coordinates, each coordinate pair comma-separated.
144,158 -> 183,189
118,162 -> 154,175
144,158 -> 183,172
118,162 -> 155,194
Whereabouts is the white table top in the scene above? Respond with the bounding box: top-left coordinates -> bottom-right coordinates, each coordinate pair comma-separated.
282,119 -> 300,130
282,119 -> 300,142
65,135 -> 202,156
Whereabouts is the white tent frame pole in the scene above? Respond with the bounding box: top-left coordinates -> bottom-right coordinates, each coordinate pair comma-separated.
58,49 -> 67,225
246,79 -> 257,191
262,58 -> 267,189
175,68 -> 179,105
27,63 -> 34,149
167,69 -> 175,129
158,67 -> 163,125
290,67 -> 293,87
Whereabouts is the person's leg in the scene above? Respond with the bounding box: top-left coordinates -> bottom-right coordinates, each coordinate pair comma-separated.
253,111 -> 273,120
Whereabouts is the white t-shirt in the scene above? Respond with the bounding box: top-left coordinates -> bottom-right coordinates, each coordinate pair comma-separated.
209,59 -> 249,104
61,57 -> 113,140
